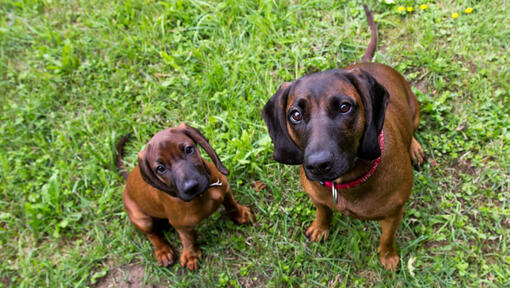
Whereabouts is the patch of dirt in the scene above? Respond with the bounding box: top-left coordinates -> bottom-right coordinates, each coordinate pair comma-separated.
238,271 -> 269,288
358,269 -> 381,283
413,77 -> 428,94
453,54 -> 476,74
1,276 -> 10,287
422,239 -> 449,249
502,218 -> 510,229
452,158 -> 477,175
93,263 -> 165,288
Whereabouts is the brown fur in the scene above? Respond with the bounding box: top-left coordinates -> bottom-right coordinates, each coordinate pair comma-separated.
262,7 -> 425,270
117,123 -> 255,271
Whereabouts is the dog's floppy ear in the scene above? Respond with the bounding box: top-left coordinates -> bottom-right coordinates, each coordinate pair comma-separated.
180,123 -> 229,175
346,67 -> 389,160
137,146 -> 177,195
262,82 -> 303,165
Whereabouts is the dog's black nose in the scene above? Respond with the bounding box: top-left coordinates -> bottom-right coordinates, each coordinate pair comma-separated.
181,179 -> 200,195
305,151 -> 333,175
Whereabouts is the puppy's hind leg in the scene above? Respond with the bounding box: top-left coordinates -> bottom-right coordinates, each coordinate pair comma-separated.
222,184 -> 255,224
123,190 -> 175,267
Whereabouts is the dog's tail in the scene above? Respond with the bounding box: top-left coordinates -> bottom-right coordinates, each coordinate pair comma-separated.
116,133 -> 131,181
362,5 -> 377,62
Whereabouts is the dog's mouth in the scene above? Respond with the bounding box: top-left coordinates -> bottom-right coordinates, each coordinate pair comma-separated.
305,169 -> 347,183
304,162 -> 355,183
179,179 -> 223,202
176,177 -> 210,202
178,187 -> 207,202
304,152 -> 358,183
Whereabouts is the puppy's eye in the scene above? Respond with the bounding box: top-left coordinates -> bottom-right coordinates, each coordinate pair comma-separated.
184,146 -> 194,155
289,110 -> 303,124
156,165 -> 167,175
339,103 -> 351,113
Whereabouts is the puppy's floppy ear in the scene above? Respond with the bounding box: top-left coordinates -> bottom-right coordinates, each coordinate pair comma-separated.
181,123 -> 229,175
262,82 -> 303,165
137,146 -> 177,195
346,67 -> 389,160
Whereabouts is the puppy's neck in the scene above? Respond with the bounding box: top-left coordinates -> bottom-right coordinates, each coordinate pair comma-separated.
334,159 -> 375,184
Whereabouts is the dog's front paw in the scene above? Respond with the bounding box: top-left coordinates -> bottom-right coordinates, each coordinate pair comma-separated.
180,248 -> 202,271
230,205 -> 255,225
305,220 -> 329,242
155,245 -> 175,267
377,245 -> 399,270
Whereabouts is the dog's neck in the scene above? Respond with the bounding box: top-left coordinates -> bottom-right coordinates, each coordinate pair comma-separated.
335,158 -> 376,184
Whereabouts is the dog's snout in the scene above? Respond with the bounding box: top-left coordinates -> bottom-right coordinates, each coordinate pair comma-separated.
305,151 -> 333,175
182,179 -> 200,195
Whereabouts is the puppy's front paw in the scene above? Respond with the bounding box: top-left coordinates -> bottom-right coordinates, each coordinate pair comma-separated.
305,220 -> 329,242
180,248 -> 202,271
155,245 -> 175,267
230,205 -> 255,225
377,245 -> 399,271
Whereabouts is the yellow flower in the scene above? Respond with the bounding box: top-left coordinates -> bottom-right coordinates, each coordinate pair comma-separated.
398,6 -> 405,12
420,4 -> 428,10
407,6 -> 414,12
452,12 -> 459,19
465,7 -> 473,14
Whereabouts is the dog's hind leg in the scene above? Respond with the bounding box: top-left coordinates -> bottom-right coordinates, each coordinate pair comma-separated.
123,190 -> 175,267
410,137 -> 425,168
408,90 -> 426,167
222,184 -> 255,225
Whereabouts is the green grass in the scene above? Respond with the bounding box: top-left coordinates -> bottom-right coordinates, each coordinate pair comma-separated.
1,0 -> 509,286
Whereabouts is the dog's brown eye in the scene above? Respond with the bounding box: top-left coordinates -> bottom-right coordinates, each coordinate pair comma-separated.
339,103 -> 351,113
290,110 -> 303,123
184,146 -> 194,155
156,165 -> 166,175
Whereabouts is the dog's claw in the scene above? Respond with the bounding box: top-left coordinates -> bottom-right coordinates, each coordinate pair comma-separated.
305,221 -> 329,242
230,205 -> 255,224
377,245 -> 399,271
155,245 -> 175,267
410,137 -> 425,168
180,248 -> 202,271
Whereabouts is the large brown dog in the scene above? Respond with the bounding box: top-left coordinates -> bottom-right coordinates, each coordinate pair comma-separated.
262,6 -> 425,270
116,123 -> 254,271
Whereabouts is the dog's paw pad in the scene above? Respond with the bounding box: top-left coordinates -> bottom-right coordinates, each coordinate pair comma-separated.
180,249 -> 201,271
305,221 -> 329,242
155,245 -> 175,267
231,205 -> 255,225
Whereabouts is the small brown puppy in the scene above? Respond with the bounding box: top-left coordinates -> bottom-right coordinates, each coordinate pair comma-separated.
116,123 -> 254,271
262,6 -> 425,270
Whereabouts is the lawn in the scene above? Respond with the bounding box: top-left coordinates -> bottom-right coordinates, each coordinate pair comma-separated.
0,0 -> 508,287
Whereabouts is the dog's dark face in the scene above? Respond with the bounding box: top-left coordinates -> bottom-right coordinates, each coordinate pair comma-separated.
138,123 -> 229,202
262,68 -> 389,182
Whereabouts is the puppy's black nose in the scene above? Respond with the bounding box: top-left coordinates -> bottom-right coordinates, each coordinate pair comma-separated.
182,179 -> 200,195
305,151 -> 333,175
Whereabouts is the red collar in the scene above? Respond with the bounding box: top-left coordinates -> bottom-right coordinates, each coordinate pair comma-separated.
320,131 -> 384,191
